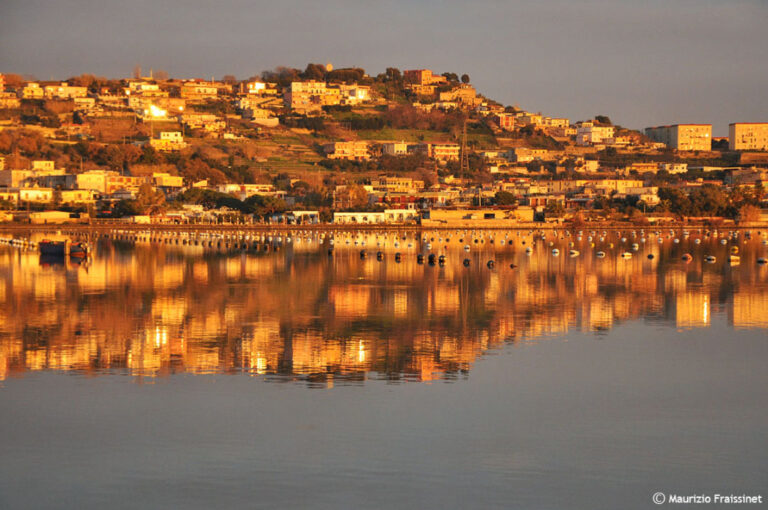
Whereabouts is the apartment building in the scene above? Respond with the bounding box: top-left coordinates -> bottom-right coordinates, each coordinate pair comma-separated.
44,83 -> 88,99
284,81 -> 341,112
403,69 -> 447,87
19,188 -> 54,203
381,141 -> 411,156
729,123 -> 768,151
152,173 -> 184,189
0,170 -> 35,187
513,148 -> 551,163
519,113 -> 543,126
495,113 -> 517,131
659,163 -> 689,174
70,170 -> 147,195
21,82 -> 44,99
149,132 -> 187,152
180,81 -> 220,101
323,141 -> 370,161
245,81 -> 279,95
0,189 -> 19,206
128,81 -> 160,94
544,117 -> 569,128
181,113 -> 226,132
216,183 -> 286,201
370,177 -> 425,193
31,160 -> 56,171
576,122 -> 615,146
414,143 -> 460,162
438,84 -> 479,106
58,189 -> 97,204
645,124 -> 712,151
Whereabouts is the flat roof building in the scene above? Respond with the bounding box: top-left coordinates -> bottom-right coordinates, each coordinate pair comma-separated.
729,123 -> 768,151
645,124 -> 712,151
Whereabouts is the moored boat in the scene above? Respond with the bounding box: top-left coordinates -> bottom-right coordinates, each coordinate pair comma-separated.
38,239 -> 90,257
69,242 -> 89,258
38,239 -> 69,256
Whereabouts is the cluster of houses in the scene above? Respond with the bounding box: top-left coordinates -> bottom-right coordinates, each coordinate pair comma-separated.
1,149 -> 767,224
1,69 -> 768,224
333,170 -> 768,215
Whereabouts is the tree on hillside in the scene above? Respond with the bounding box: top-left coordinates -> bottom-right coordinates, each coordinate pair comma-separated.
385,68 -> 401,82
495,191 -> 517,206
136,182 -> 166,215
301,63 -> 327,81
738,204 -> 761,223
461,74 -> 470,84
594,115 -> 612,126
442,72 -> 459,82
327,68 -> 366,83
1,73 -> 24,88
335,184 -> 369,209
545,201 -> 565,217
261,67 -> 301,87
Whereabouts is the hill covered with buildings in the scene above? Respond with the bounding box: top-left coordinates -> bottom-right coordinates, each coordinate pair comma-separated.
0,65 -> 767,225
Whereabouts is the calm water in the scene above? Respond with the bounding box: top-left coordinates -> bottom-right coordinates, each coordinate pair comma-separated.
0,229 -> 766,509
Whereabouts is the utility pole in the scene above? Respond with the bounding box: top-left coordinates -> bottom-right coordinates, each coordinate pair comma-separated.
460,117 -> 469,176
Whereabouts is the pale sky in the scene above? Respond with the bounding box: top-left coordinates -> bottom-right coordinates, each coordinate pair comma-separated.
1,0 -> 767,135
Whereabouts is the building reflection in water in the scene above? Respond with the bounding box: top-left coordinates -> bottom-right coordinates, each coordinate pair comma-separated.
0,230 -> 766,386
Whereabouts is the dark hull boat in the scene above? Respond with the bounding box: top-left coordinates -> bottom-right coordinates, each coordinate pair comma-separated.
38,239 -> 89,258
39,239 -> 68,256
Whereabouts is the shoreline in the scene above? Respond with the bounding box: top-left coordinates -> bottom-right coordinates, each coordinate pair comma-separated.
1,221 -> 767,234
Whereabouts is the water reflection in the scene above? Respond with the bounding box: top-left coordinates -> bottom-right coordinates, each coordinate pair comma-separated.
1,230 -> 766,386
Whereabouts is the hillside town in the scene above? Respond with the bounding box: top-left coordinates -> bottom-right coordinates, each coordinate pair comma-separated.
0,65 -> 767,226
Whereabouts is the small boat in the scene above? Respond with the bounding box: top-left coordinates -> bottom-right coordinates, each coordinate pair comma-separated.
69,242 -> 89,258
38,239 -> 69,256
38,239 -> 89,258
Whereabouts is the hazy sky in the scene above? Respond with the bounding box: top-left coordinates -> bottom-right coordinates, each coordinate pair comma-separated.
1,0 -> 766,135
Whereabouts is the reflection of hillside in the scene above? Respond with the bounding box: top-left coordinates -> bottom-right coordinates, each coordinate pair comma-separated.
1,234 -> 767,385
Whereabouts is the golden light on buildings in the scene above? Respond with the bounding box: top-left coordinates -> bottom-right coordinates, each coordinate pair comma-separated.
0,236 -> 766,383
